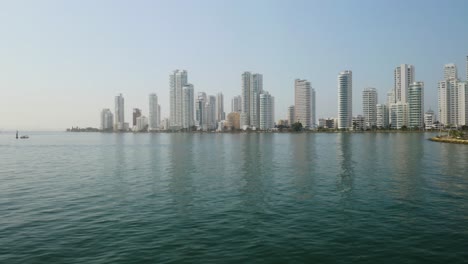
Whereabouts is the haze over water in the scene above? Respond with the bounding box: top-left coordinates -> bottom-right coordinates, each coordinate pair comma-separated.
1,132 -> 467,263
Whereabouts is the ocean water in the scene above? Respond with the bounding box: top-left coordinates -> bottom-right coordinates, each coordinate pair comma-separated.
0,132 -> 467,263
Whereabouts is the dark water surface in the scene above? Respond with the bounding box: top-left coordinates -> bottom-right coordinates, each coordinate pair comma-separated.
1,132 -> 467,263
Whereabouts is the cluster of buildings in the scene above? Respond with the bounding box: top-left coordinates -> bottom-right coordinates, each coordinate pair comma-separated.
99,55 -> 468,132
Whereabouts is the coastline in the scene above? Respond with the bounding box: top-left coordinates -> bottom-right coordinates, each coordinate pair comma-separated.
429,136 -> 468,145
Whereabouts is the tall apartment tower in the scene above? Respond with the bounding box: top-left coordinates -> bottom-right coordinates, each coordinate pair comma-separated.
408,82 -> 424,129
169,70 -> 188,128
386,90 -> 395,125
114,93 -> 125,131
394,64 -> 415,103
182,84 -> 194,129
294,79 -> 311,128
216,92 -> 225,122
231,95 -> 242,113
132,108 -> 142,127
376,104 -> 388,128
240,72 -> 251,127
311,88 -> 316,128
338,71 -> 352,129
249,74 -> 263,128
260,91 -> 275,130
100,109 -> 114,131
288,105 -> 295,125
196,92 -> 207,129
362,87 -> 378,129
148,93 -> 159,131
444,63 -> 458,80
458,82 -> 468,126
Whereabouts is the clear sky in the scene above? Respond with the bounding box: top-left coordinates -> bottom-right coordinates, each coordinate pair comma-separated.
0,0 -> 467,130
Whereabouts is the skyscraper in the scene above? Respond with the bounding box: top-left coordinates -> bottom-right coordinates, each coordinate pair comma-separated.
311,88 -> 316,128
195,92 -> 207,129
260,91 -> 274,130
444,63 -> 458,80
338,71 -> 352,129
408,82 -> 424,129
394,64 -> 415,103
100,109 -> 113,131
148,93 -> 159,131
182,84 -> 194,129
208,95 -> 217,129
386,90 -> 395,125
294,79 -> 311,128
216,92 -> 225,122
231,95 -> 242,113
458,82 -> 468,126
114,93 -> 125,131
362,87 -> 378,129
240,72 -> 251,127
249,73 -> 263,128
132,108 -> 141,127
376,104 -> 388,129
288,105 -> 295,125
169,70 -> 188,128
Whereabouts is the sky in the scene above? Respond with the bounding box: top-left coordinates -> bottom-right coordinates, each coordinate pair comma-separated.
0,0 -> 467,130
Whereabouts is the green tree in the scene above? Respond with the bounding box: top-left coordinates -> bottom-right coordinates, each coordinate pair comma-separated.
291,122 -> 303,132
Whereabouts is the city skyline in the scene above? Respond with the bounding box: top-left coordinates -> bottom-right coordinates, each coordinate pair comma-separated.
1,0 -> 468,130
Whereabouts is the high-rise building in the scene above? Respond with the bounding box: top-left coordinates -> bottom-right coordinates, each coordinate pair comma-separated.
249,73 -> 263,128
338,71 -> 352,129
386,90 -> 395,125
311,88 -> 316,128
362,87 -> 378,129
390,102 -> 408,129
294,79 -> 311,128
169,70 -> 188,128
196,92 -> 207,129
376,104 -> 388,129
132,108 -> 141,127
394,64 -> 415,103
288,105 -> 295,125
466,56 -> 468,81
438,80 -> 451,126
148,93 -> 159,131
216,92 -> 225,122
231,95 -> 242,113
260,91 -> 274,130
458,82 -> 468,126
135,116 -> 148,132
444,63 -> 458,80
424,109 -> 435,130
240,72 -> 251,127
182,84 -> 194,129
408,82 -> 424,129
100,109 -> 113,131
208,95 -> 216,129
226,112 -> 240,130
114,93 -> 125,131
352,115 -> 365,131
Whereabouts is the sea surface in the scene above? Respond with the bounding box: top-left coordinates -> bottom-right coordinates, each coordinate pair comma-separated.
0,132 -> 467,263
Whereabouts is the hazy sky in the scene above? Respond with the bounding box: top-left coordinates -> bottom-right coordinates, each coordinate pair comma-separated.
1,0 -> 467,130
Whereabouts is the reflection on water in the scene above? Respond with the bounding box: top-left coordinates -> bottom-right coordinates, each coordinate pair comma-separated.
337,134 -> 354,196
290,134 -> 316,201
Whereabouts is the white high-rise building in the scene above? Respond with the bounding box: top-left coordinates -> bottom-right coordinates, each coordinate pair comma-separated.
231,95 -> 242,112
241,72 -> 251,127
169,70 -> 188,128
294,79 -> 311,128
148,93 -> 159,131
182,84 -> 194,129
260,91 -> 274,130
135,116 -> 148,132
444,63 -> 458,80
216,92 -> 225,122
386,90 -> 395,125
249,73 -> 263,128
311,88 -> 316,128
362,87 -> 378,129
394,64 -> 415,104
438,80 -> 451,126
288,105 -> 295,125
390,102 -> 408,129
114,93 -> 125,131
338,71 -> 352,129
458,82 -> 468,126
424,109 -> 435,130
209,95 -> 216,129
408,82 -> 424,129
100,109 -> 113,131
376,104 -> 388,129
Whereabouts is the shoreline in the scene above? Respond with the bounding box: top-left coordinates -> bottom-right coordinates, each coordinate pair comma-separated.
429,136 -> 468,145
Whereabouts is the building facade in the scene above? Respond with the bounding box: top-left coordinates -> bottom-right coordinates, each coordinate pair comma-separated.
294,79 -> 311,128
148,93 -> 159,131
362,87 -> 378,129
231,95 -> 242,113
259,91 -> 274,130
100,109 -> 113,131
394,64 -> 415,103
376,104 -> 388,129
338,71 -> 352,129
288,105 -> 295,126
408,82 -> 424,129
114,93 -> 125,131
169,70 -> 188,129
216,92 -> 225,122
182,84 -> 194,129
